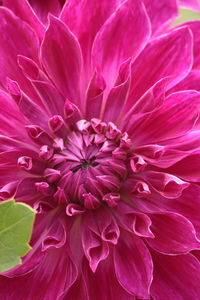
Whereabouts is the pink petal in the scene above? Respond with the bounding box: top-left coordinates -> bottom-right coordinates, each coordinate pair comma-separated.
92,0 -> 150,87
115,202 -> 154,238
161,184 -> 200,240
18,56 -> 66,116
85,71 -> 106,119
144,171 -> 189,198
94,208 -> 120,245
3,0 -> 45,39
178,0 -> 200,11
28,0 -> 63,24
127,27 -> 193,110
0,7 -> 39,101
147,212 -> 200,254
180,21 -> 200,69
114,231 -> 153,298
131,91 -> 200,145
103,63 -> 131,122
82,213 -> 109,272
170,70 -> 200,93
0,89 -> 28,137
41,15 -> 82,107
167,151 -> 200,182
7,79 -> 49,131
151,252 -> 200,300
61,0 -> 123,74
143,0 -> 178,36
0,246 -> 77,300
63,276 -> 89,300
78,257 -> 135,300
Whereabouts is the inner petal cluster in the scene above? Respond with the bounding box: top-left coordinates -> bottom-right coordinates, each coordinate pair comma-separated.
18,117 -> 132,215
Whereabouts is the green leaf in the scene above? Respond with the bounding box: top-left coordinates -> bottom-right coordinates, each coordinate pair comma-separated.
0,199 -> 36,273
173,8 -> 200,26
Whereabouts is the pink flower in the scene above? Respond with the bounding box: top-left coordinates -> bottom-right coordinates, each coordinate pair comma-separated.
1,0 -> 200,299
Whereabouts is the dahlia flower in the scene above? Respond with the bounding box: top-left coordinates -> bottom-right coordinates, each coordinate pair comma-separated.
1,0 -> 200,299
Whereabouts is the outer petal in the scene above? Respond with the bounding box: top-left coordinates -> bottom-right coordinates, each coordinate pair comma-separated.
114,230 -> 153,298
160,184 -> 200,240
103,60 -> 131,122
41,15 -> 82,107
151,252 -> 200,300
169,70 -> 200,93
143,0 -> 178,35
60,0 -> 123,72
181,21 -> 200,69
130,91 -> 200,145
0,7 -> 39,100
0,89 -> 28,137
92,0 -> 150,87
18,55 -> 65,116
28,0 -> 63,24
127,27 -> 193,110
62,276 -> 89,300
3,0 -> 45,39
0,213 -> 77,300
85,71 -> 106,119
167,151 -> 200,182
147,212 -> 200,254
0,247 -> 76,300
80,257 -> 135,300
178,0 -> 200,11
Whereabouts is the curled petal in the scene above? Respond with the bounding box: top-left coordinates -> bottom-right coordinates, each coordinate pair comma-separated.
144,171 -> 190,198
82,218 -> 109,272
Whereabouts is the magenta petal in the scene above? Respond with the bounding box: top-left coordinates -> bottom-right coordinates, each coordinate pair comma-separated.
78,257 -> 136,300
178,0 -> 200,11
167,152 -> 200,182
7,79 -> 49,130
41,15 -> 82,106
132,91 -> 200,144
0,212 -> 77,299
62,276 -> 89,300
161,184 -> 200,240
82,213 -> 109,272
147,212 -> 200,254
0,246 -> 77,300
0,89 -> 28,138
114,231 -> 153,298
144,171 -> 189,198
0,7 -> 39,99
115,202 -> 154,238
42,220 -> 66,251
151,252 -> 200,300
143,0 -> 178,35
94,208 -> 120,245
3,0 -> 45,40
170,70 -> 200,93
28,0 -> 63,24
85,71 -> 106,119
61,0 -> 123,73
92,0 -> 150,87
18,56 -> 66,116
103,66 -> 131,122
180,21 -> 200,69
127,27 -> 193,108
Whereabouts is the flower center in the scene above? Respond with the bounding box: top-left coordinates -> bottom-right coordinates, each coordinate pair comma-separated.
18,118 -> 132,216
